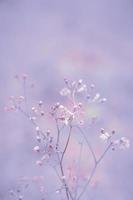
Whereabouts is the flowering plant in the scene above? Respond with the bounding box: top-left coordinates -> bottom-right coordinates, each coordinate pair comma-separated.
5,75 -> 130,200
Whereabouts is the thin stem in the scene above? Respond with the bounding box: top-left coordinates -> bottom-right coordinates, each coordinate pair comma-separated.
55,119 -> 60,150
77,165 -> 97,200
61,125 -> 72,164
72,89 -> 76,106
55,120 -> 74,200
77,143 -> 112,200
55,119 -> 65,151
74,142 -> 83,199
74,126 -> 97,165
97,143 -> 112,164
57,151 -> 74,200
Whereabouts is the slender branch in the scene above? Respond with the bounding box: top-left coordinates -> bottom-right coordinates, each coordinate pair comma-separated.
77,165 -> 96,200
97,143 -> 112,164
74,126 -> 97,165
74,142 -> 83,199
55,119 -> 65,151
77,143 -> 112,200
61,125 -> 72,164
56,151 -> 75,200
55,120 -> 74,200
72,89 -> 76,106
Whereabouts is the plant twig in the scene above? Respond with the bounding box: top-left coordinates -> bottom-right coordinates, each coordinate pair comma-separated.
74,126 -> 97,165
77,143 -> 112,200
55,120 -> 74,200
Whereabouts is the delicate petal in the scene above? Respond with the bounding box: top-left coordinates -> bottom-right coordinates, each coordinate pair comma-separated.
93,93 -> 100,102
119,137 -> 130,149
77,84 -> 87,93
33,146 -> 40,152
100,132 -> 110,142
60,88 -> 71,96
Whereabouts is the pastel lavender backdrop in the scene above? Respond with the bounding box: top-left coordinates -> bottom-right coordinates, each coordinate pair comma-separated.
0,0 -> 133,199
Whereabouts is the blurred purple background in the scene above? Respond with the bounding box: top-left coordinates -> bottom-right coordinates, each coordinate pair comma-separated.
0,0 -> 133,199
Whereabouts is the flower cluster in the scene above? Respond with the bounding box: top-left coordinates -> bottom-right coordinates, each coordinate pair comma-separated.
100,128 -> 130,150
60,79 -> 107,103
50,79 -> 107,127
4,95 -> 25,112
33,129 -> 56,166
50,102 -> 84,126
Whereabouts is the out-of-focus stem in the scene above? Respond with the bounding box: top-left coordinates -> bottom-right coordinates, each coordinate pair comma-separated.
61,125 -> 72,164
74,126 -> 97,165
77,143 -> 112,200
74,142 -> 83,199
55,120 -> 74,200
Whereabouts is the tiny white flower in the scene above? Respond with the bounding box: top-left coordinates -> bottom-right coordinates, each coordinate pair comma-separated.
78,79 -> 83,84
30,116 -> 36,121
60,88 -> 71,96
77,84 -> 87,93
46,129 -> 51,135
36,126 -> 40,131
78,102 -> 83,107
119,137 -> 130,149
56,190 -> 60,194
36,160 -> 43,166
59,105 -> 64,109
93,93 -> 100,102
100,132 -> 110,142
33,146 -> 40,152
36,136 -> 41,142
38,100 -> 43,106
41,154 -> 49,161
31,107 -> 36,111
100,98 -> 107,103
18,96 -> 25,102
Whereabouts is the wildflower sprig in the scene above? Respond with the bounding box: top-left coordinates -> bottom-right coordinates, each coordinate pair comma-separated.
5,75 -> 130,200
100,128 -> 130,150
